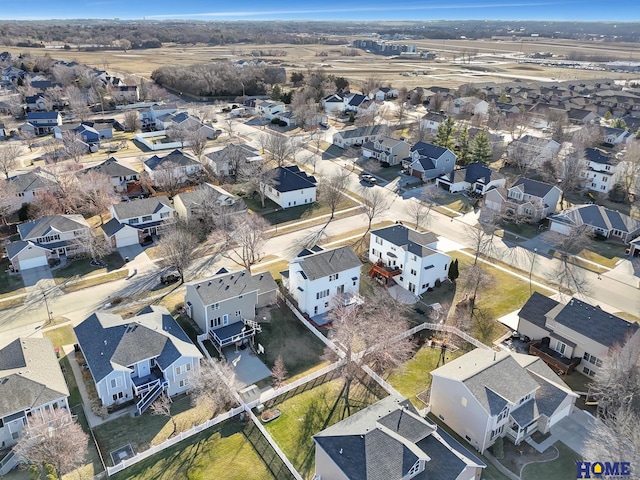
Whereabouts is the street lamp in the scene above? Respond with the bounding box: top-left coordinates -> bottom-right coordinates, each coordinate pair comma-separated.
274,209 -> 280,233
43,292 -> 53,324
529,248 -> 538,295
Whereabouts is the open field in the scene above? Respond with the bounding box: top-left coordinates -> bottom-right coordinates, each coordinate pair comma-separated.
3,37 -> 637,88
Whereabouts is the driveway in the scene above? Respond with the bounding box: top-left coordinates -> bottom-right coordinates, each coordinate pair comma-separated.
21,266 -> 55,290
117,244 -> 156,274
550,409 -> 598,457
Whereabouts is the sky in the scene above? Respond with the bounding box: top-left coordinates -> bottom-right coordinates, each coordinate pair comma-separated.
2,0 -> 639,21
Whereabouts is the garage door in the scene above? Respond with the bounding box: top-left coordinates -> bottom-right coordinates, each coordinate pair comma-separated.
115,227 -> 140,247
548,403 -> 572,428
19,256 -> 49,270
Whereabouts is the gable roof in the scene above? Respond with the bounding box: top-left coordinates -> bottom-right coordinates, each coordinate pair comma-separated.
8,168 -> 59,193
18,214 -> 89,240
449,163 -> 502,185
73,306 -> 201,383
511,177 -> 559,198
186,270 -> 277,305
296,246 -> 362,281
552,298 -> 638,348
336,125 -> 382,139
0,338 -> 69,418
568,108 -> 595,121
371,224 -> 439,258
111,196 -> 172,220
174,183 -> 236,210
26,111 -> 60,121
347,94 -> 368,107
422,112 -> 446,123
6,240 -> 51,259
584,147 -> 613,165
144,149 -> 200,171
314,395 -> 484,480
205,143 -> 261,164
271,165 -> 317,193
518,292 -> 560,330
411,142 -> 449,160
85,157 -> 138,178
550,204 -> 640,234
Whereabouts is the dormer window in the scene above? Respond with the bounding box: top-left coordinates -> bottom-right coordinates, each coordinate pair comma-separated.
406,460 -> 424,478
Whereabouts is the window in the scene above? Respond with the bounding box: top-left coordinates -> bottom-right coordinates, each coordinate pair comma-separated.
375,237 -> 383,245
602,176 -> 608,182
179,379 -> 189,388
601,185 -> 607,190
324,301 -> 329,308
142,215 -> 152,222
372,249 -> 377,256
112,392 -> 124,402
461,397 -> 467,407
555,341 -> 567,356
411,255 -> 417,261
444,264 -> 447,271
211,303 -> 220,310
176,363 -> 192,375
130,218 -> 139,224
497,407 -> 509,422
110,377 -> 122,389
235,310 -> 241,317
583,366 -> 596,377
160,212 -> 170,219
410,269 -> 417,276
329,273 -> 339,281
583,352 -> 603,367
316,289 -> 330,300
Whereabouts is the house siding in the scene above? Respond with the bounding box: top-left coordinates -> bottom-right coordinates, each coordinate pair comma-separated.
96,370 -> 132,407
314,444 -> 350,480
266,186 -> 317,209
165,357 -> 200,397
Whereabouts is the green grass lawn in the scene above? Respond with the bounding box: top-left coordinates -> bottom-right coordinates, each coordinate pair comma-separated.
387,346 -> 463,408
0,258 -> 25,299
43,325 -> 77,349
94,396 -> 212,466
110,419 -> 274,480
53,253 -> 125,283
521,442 -> 581,480
59,354 -> 82,407
264,378 -> 384,479
60,270 -> 129,292
255,306 -> 327,382
261,196 -> 358,226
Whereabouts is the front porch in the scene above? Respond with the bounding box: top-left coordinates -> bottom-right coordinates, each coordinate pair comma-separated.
529,338 -> 581,375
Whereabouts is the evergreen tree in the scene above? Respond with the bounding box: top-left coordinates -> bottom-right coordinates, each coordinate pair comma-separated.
270,84 -> 282,101
448,259 -> 459,282
434,117 -> 456,150
470,130 -> 492,164
610,118 -> 627,130
456,126 -> 470,165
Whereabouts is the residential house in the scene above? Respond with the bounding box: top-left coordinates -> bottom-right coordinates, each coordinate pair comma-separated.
256,100 -> 285,121
205,143 -> 263,177
430,349 -> 577,453
567,108 -> 598,124
0,338 -> 69,453
405,142 -> 456,181
343,93 -> 369,113
264,165 -> 317,209
435,163 -> 505,194
516,293 -> 640,377
6,215 -> 90,271
452,97 -> 489,117
368,224 -> 450,296
83,157 -> 139,193
332,125 -> 383,149
55,122 -> 113,144
173,183 -> 242,222
184,270 -> 277,352
7,168 -> 59,207
602,126 -> 630,146
102,196 -> 174,248
286,246 -> 362,320
369,87 -> 398,101
549,204 -> 640,243
21,111 -> 62,135
361,136 -> 410,166
1,66 -> 25,83
420,112 -> 447,132
140,103 -> 179,128
74,306 -> 202,415
314,395 -> 486,480
484,178 -> 562,222
143,149 -> 203,184
25,94 -> 47,111
506,135 -> 561,168
621,115 -> 640,135
111,85 -> 139,104
155,112 -> 217,139
321,93 -> 346,114
580,147 -> 620,194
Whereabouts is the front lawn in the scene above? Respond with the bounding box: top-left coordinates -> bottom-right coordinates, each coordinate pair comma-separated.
43,324 -> 76,349
264,378 -> 385,479
387,345 -> 463,408
521,442 -> 581,480
110,419 -> 274,480
255,306 -> 327,382
261,196 -> 358,226
53,253 -> 125,283
60,270 -> 129,292
0,258 -> 25,299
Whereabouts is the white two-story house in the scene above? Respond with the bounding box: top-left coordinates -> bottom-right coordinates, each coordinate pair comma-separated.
256,100 -> 285,121
332,125 -> 384,149
144,149 -> 203,184
184,269 -> 278,353
420,112 -> 447,132
264,165 -> 317,209
361,137 -> 411,166
369,224 -> 451,296
6,215 -> 90,271
580,147 -> 620,194
0,338 -> 69,465
484,177 -> 562,222
74,306 -> 202,416
516,292 -> 640,378
102,196 -> 174,248
405,142 -> 456,181
286,246 -> 362,322
7,168 -> 60,209
430,349 -> 577,453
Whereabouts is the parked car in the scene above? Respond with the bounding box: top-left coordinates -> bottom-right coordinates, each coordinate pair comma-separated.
141,235 -> 153,246
360,173 -> 377,185
160,270 -> 180,284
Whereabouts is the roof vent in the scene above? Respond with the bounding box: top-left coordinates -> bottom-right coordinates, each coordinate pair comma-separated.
104,340 -> 107,346
339,449 -> 343,455
225,285 -> 229,290
196,285 -> 200,289
208,281 -> 212,286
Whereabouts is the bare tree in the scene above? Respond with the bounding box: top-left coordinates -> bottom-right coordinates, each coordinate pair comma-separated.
0,181 -> 17,224
261,131 -> 293,166
359,187 -> 389,236
13,409 -> 89,479
28,191 -> 65,219
0,143 -> 22,178
271,354 -> 288,388
65,85 -> 90,121
188,129 -> 208,159
465,219 -> 500,265
62,131 -> 88,163
150,393 -> 177,437
618,141 -> 640,201
222,214 -> 269,271
150,163 -> 182,198
459,263 -> 494,310
166,123 -> 190,148
83,228 -> 111,262
360,76 -> 381,96
318,170 -> 350,220
547,225 -> 594,297
77,170 -> 118,221
405,191 -> 435,231
188,361 -> 238,419
558,149 -> 586,208
123,110 -> 141,132
241,161 -> 277,208
504,110 -> 530,141
156,220 -> 200,283
395,99 -> 408,124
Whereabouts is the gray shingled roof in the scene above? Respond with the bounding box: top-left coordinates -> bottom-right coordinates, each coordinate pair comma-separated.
271,165 -> 317,193
553,298 -> 638,348
371,225 -> 439,259
8,168 -> 58,193
111,196 -> 172,221
18,214 -> 89,240
551,204 -> 640,234
510,399 -> 539,427
584,147 -> 613,165
511,178 -> 558,198
417,428 -> 484,480
411,142 -> 449,160
527,372 -> 571,418
85,157 -> 138,178
186,270 -> 277,305
6,240 -> 50,259
74,306 -> 201,383
337,125 -> 382,139
144,149 -> 200,171
297,246 -> 362,281
0,338 -> 69,418
518,292 -> 559,330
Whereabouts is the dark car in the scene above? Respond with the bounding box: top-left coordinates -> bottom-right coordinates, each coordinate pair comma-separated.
160,271 -> 180,284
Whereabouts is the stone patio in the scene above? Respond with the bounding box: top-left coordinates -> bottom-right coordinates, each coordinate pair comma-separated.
223,345 -> 271,387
